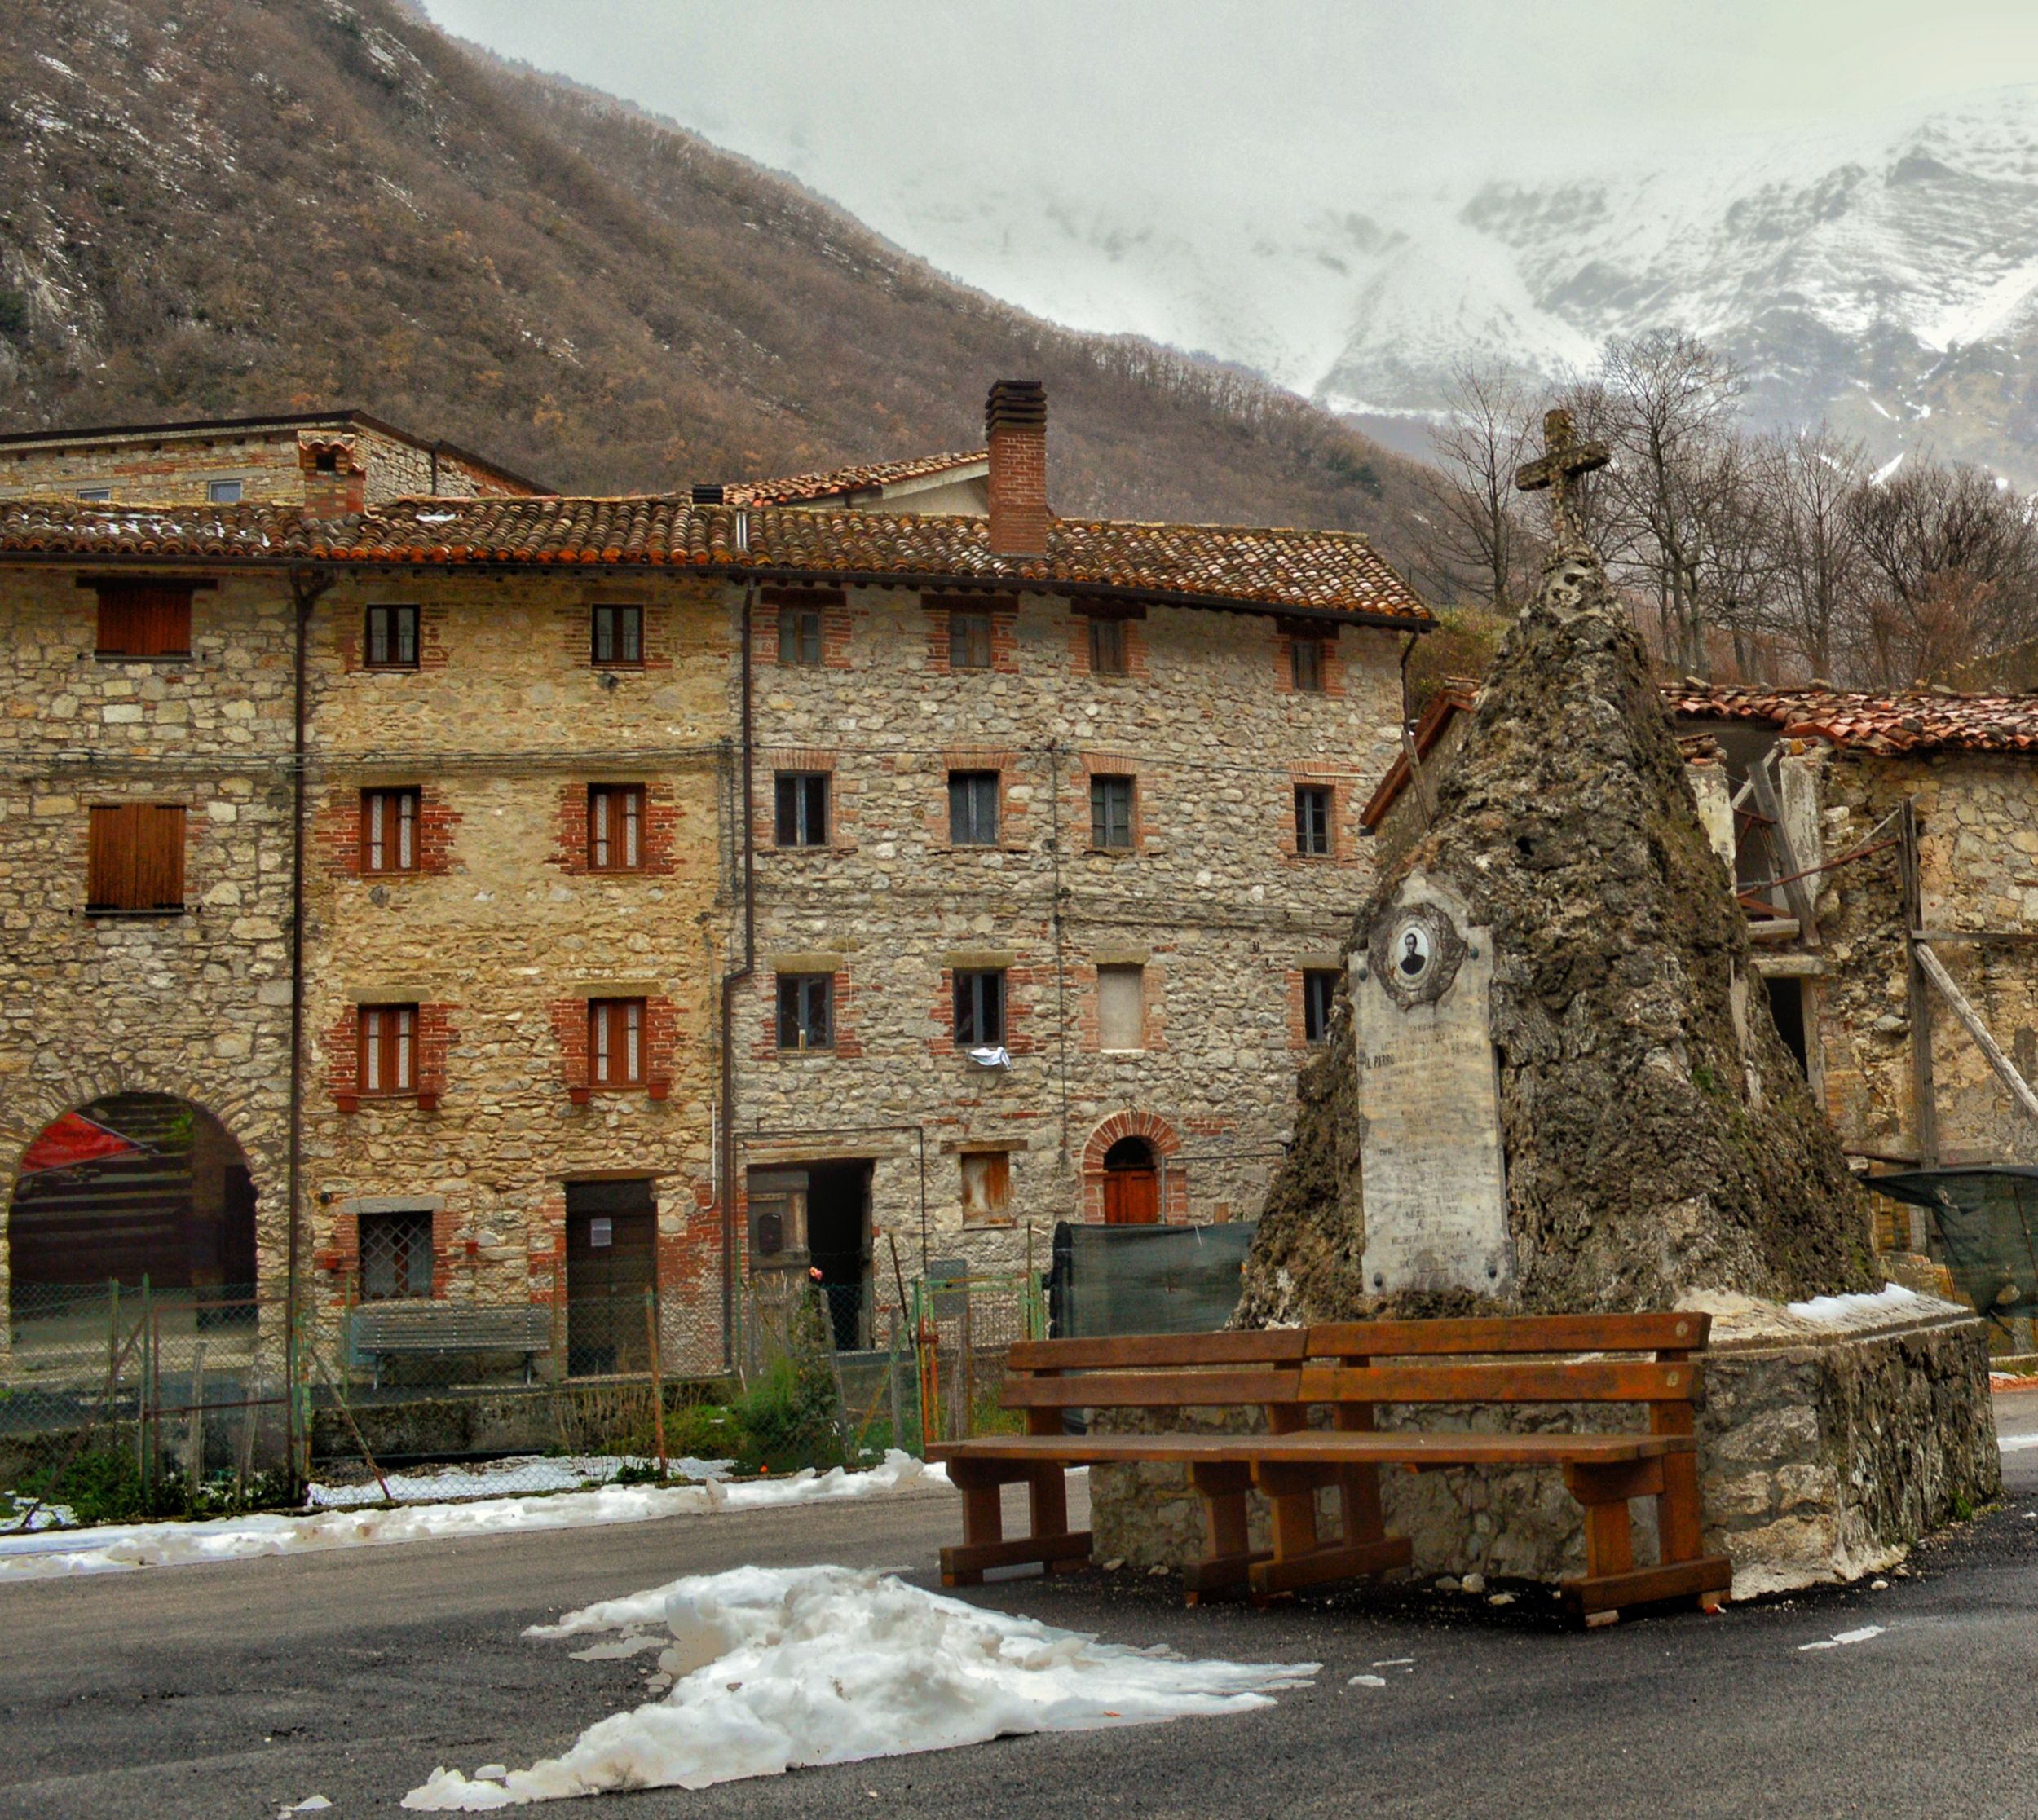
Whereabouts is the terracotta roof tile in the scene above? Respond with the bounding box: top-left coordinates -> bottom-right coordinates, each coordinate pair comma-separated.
723,448 -> 986,506
1668,682 -> 2038,755
0,496 -> 1431,623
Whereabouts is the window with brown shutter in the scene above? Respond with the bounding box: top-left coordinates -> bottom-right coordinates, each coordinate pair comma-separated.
358,1004 -> 417,1095
589,998 -> 646,1086
360,789 -> 421,875
93,581 -> 194,659
86,804 -> 187,913
588,785 -> 646,871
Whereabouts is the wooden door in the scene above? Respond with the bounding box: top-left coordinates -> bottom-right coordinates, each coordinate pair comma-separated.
1103,1165 -> 1158,1225
565,1180 -> 657,1376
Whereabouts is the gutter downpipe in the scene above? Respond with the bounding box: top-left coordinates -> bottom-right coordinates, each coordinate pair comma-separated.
284,566 -> 329,1491
719,571 -> 758,1373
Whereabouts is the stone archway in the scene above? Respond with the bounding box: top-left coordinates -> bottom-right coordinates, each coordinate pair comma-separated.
7,1093 -> 258,1325
1082,1112 -> 1184,1223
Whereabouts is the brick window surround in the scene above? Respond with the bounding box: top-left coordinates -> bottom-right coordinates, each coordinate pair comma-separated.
554,995 -> 675,1101
360,787 -> 420,875
324,785 -> 457,879
357,1207 -> 435,1301
1295,784 -> 1334,857
776,973 -> 835,1051
589,998 -> 646,1086
761,586 -> 851,669
364,604 -> 420,670
1276,622 -> 1345,696
924,597 -> 1017,674
591,602 -> 644,667
329,1003 -> 452,1113
588,785 -> 646,871
1080,1112 -> 1187,1223
1070,605 -> 1147,680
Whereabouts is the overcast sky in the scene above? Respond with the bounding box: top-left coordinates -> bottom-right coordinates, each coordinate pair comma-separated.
419,1 -> 2038,183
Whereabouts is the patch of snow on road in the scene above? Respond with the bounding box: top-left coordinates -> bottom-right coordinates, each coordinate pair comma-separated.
0,1452 -> 949,1581
306,1455 -> 734,1509
1798,1624 -> 1886,1651
1784,1285 -> 1918,1323
401,1565 -> 1317,1808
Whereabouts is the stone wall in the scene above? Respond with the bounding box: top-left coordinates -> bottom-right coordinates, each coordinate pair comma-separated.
299,573 -> 734,1374
0,565 -> 301,1330
0,421 -> 532,506
734,584 -> 1408,1288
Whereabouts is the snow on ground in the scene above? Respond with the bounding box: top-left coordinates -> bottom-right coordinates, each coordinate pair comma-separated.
0,1497 -> 79,1534
0,1452 -> 951,1581
305,1455 -> 734,1509
402,1564 -> 1317,1809
1784,1285 -> 1920,1324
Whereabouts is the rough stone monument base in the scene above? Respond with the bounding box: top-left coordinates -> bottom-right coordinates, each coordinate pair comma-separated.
1088,1291 -> 1999,1600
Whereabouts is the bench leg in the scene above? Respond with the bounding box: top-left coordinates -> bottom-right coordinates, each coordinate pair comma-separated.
1183,1462 -> 1264,1604
1559,1456 -> 1732,1626
939,1458 -> 1092,1587
1248,1462 -> 1412,1600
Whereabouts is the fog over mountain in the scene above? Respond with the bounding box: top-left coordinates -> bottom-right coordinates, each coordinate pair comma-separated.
421,3 -> 2038,485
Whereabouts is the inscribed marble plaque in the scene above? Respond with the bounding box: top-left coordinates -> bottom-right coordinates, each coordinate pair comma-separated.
1353,879 -> 1512,1297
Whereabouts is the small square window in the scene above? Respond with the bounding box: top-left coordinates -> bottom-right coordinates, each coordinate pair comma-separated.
778,606 -> 823,666
589,998 -> 646,1086
776,974 -> 835,1051
360,788 -> 421,875
954,969 -> 1006,1047
592,603 -> 643,666
364,605 -> 419,670
1295,785 -> 1333,857
1291,636 -> 1326,693
359,1003 -> 417,1095
357,1208 -> 435,1301
1087,616 -> 1127,676
76,487 -> 112,503
949,609 -> 993,670
1098,964 -> 1144,1052
1304,969 -> 1339,1045
589,785 -> 646,871
948,770 -> 1000,845
1090,774 -> 1135,850
774,772 -> 830,848
960,1151 -> 1012,1223
87,803 -> 187,913
207,478 -> 244,505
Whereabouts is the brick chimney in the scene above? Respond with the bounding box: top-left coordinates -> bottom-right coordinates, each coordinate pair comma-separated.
298,436 -> 368,515
985,379 -> 1049,557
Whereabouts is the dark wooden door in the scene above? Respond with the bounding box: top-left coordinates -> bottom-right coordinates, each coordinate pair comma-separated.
565,1179 -> 656,1376
1103,1166 -> 1158,1225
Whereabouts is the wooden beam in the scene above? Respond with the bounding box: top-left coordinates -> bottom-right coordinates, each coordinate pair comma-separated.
1901,800 -> 1939,1173
1914,929 -> 2038,945
1913,940 -> 2038,1128
1747,757 -> 1819,945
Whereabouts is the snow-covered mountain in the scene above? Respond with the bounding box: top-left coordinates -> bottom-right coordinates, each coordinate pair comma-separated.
806,86 -> 2038,483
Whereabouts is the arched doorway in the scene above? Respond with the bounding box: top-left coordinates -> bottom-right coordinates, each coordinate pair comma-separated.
1102,1136 -> 1159,1225
8,1093 -> 258,1326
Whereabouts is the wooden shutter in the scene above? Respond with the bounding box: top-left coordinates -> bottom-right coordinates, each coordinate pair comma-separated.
95,582 -> 193,658
87,804 -> 184,910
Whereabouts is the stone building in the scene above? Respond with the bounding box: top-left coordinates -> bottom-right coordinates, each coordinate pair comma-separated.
0,409 -> 548,512
0,385 -> 1431,1379
1372,680 -> 2038,1186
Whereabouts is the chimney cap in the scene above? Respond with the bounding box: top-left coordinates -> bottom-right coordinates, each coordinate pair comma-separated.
690,482 -> 726,505
986,379 -> 1047,434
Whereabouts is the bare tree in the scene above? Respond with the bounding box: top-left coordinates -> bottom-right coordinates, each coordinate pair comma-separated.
1419,361 -> 1541,611
1757,425 -> 1866,681
1576,332 -> 1745,675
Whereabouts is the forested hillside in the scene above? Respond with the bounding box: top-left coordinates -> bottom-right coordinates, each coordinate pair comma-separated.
0,0 -> 1432,557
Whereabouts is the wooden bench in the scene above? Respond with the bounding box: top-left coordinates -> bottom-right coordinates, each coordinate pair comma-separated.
350,1304 -> 555,1387
929,1314 -> 1733,1625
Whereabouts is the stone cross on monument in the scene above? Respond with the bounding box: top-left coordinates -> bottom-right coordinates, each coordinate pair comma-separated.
1515,408 -> 1609,545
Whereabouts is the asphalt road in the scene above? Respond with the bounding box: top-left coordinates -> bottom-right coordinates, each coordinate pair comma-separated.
4,1395 -> 2036,1820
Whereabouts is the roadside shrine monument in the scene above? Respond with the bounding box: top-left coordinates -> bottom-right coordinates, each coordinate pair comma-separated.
1095,412 -> 2000,1596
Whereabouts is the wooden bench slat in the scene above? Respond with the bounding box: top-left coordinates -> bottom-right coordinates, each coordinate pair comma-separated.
930,1432 -> 1690,1467
1000,1368 -> 1305,1408
1006,1331 -> 1310,1373
1296,1359 -> 1700,1405
1304,1313 -> 1709,1356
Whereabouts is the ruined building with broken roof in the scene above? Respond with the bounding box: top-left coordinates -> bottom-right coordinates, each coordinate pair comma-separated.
0,382 -> 1430,1376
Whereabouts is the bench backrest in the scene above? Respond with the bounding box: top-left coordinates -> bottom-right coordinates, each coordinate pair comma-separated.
999,1313 -> 1709,1412
352,1305 -> 554,1349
